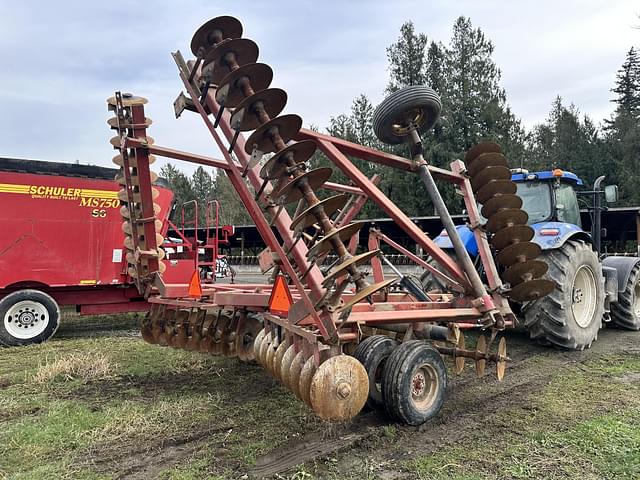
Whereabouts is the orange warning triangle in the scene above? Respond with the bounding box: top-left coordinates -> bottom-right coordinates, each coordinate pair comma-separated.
268,275 -> 293,316
188,270 -> 202,298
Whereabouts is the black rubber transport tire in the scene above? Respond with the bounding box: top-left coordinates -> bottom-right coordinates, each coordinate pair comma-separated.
0,289 -> 60,346
372,86 -> 442,145
382,340 -> 447,425
524,240 -> 605,350
610,263 -> 640,330
353,335 -> 399,410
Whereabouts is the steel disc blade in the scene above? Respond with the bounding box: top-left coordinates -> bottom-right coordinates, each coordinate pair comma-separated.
202,38 -> 259,85
496,337 -> 507,382
480,194 -> 522,218
503,260 -> 548,286
253,329 -> 266,362
310,356 -> 369,421
287,352 -> 306,398
496,241 -> 542,267
185,312 -> 205,351
216,63 -> 274,108
260,140 -> 317,180
475,335 -> 487,377
258,331 -> 273,366
279,345 -> 296,382
235,315 -> 262,362
172,311 -> 190,349
276,167 -> 333,205
112,154 -> 157,168
191,16 -> 243,56
106,95 -> 148,107
272,341 -> 290,379
290,194 -> 349,234
116,171 -> 159,185
110,135 -> 154,148
471,166 -> 512,193
299,357 -> 318,407
464,142 -> 502,165
322,250 -> 381,288
454,334 -> 466,375
335,277 -> 398,313
230,88 -> 288,131
491,225 -> 534,251
264,342 -> 278,375
467,152 -> 508,177
485,208 -> 528,234
108,116 -> 153,130
244,114 -> 303,155
306,222 -> 364,259
476,180 -> 517,204
507,279 -> 555,302
120,203 -> 161,218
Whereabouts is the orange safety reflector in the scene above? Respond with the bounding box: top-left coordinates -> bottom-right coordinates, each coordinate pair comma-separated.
188,270 -> 202,298
268,275 -> 293,316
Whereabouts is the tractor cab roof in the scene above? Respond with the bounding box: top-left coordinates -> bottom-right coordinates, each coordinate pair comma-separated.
510,169 -> 584,186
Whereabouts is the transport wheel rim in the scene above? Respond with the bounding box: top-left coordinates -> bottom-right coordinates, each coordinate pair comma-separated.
572,266 -> 597,328
410,363 -> 439,411
633,282 -> 640,317
4,300 -> 49,339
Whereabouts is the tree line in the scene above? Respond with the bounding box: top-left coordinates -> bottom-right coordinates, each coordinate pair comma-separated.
162,16 -> 640,225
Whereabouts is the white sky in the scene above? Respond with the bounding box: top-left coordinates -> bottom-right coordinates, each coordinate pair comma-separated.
0,0 -> 638,174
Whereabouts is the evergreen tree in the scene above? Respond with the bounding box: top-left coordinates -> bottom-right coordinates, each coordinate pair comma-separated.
160,163 -> 194,223
386,22 -> 429,93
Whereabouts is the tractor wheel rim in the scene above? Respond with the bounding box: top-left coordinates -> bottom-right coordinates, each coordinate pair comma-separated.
633,281 -> 640,318
4,300 -> 49,339
572,266 -> 597,328
411,363 -> 438,411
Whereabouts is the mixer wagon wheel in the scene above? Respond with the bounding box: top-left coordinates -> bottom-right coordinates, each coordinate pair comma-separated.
0,289 -> 60,346
524,240 -> 604,350
353,335 -> 399,410
372,85 -> 442,145
610,263 -> 640,330
382,340 -> 447,426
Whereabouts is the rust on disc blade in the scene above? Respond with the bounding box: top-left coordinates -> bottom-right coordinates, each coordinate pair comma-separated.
496,241 -> 542,267
230,88 -> 288,131
310,355 -> 369,421
467,152 -> 508,177
306,222 -> 364,259
199,313 -> 217,353
290,194 -> 350,234
235,315 -> 262,362
481,194 -> 522,218
476,180 -> 517,204
496,337 -> 507,382
264,342 -> 278,376
172,310 -> 190,349
273,340 -> 290,381
141,310 -> 156,344
110,135 -> 155,149
454,334 -> 466,375
471,166 -> 512,193
253,329 -> 266,362
276,167 -> 333,205
185,311 -> 205,351
259,331 -> 273,366
202,38 -> 260,85
507,278 -> 555,302
106,95 -> 148,107
288,352 -> 306,398
216,63 -> 274,108
279,345 -> 296,382
491,223 -> 534,250
112,154 -> 157,168
485,208 -> 528,234
108,117 -> 153,130
464,142 -> 503,165
116,171 -> 159,185
503,260 -> 548,286
336,277 -> 398,313
260,140 -> 317,180
191,16 -> 243,56
244,114 -> 303,155
299,357 -> 318,407
322,250 -> 381,288
120,203 -> 161,218
118,188 -> 160,203
158,309 -> 177,346
475,335 -> 487,377
122,219 -> 162,235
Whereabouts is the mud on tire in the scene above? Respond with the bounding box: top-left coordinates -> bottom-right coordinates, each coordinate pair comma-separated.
610,262 -> 640,330
353,335 -> 399,410
524,240 -> 604,350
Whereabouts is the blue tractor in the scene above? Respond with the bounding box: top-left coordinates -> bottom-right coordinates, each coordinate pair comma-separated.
425,169 -> 640,350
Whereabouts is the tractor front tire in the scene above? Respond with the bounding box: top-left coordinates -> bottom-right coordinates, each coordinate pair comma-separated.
524,240 -> 604,350
610,263 -> 640,330
0,290 -> 60,346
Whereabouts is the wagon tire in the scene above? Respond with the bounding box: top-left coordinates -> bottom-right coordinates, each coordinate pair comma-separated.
353,335 -> 399,410
0,290 -> 60,346
610,263 -> 640,330
372,85 -> 442,145
382,340 -> 447,425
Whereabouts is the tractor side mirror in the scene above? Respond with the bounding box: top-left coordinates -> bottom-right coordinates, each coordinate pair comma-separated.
604,185 -> 618,204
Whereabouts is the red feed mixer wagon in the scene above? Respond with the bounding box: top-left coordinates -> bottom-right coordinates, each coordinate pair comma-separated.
0,158 -> 195,346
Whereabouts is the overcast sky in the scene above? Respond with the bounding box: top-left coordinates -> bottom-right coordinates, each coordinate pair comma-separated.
0,1 -> 638,174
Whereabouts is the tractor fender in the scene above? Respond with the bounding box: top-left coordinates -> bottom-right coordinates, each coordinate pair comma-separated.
601,255 -> 640,294
530,222 -> 592,250
433,225 -> 478,256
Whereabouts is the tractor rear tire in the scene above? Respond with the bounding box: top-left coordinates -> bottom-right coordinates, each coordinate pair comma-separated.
353,335 -> 399,410
372,86 -> 442,145
382,340 -> 447,425
524,240 -> 604,350
0,290 -> 60,346
610,263 -> 640,330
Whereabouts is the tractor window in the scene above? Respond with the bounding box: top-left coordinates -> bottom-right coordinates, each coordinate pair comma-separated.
555,183 -> 581,227
516,182 -> 552,225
